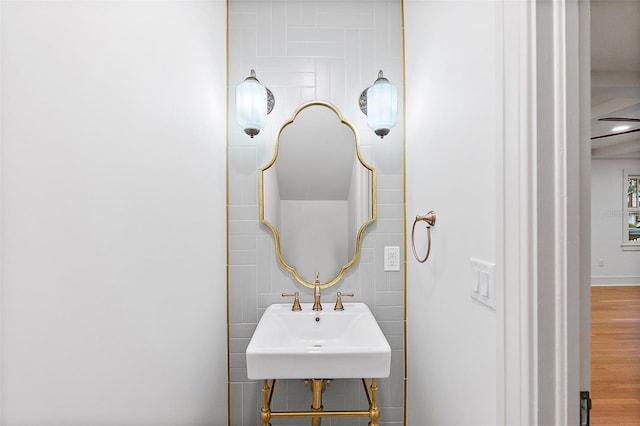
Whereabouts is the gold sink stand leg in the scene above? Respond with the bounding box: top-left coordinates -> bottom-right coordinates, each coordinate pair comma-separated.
261,378 -> 379,425
310,379 -> 325,426
260,379 -> 275,426
365,378 -> 380,426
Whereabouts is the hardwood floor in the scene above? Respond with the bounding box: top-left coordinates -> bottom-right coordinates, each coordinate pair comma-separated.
591,286 -> 640,426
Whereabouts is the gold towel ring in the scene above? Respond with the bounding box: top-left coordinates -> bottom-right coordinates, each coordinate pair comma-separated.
411,211 -> 436,263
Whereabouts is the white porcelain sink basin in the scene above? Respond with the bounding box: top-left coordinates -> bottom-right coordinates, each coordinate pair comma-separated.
246,302 -> 391,380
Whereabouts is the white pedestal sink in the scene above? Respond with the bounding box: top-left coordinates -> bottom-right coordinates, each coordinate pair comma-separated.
246,302 -> 391,380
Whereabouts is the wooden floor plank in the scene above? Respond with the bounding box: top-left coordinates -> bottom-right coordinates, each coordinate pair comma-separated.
591,286 -> 640,425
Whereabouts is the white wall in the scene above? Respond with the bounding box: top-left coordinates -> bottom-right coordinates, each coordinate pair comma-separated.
591,159 -> 640,285
405,1 -> 498,424
1,1 -> 227,424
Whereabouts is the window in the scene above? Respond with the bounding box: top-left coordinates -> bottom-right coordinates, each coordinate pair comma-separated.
623,170 -> 640,250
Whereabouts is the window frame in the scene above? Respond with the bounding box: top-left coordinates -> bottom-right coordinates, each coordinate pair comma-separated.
622,169 -> 640,251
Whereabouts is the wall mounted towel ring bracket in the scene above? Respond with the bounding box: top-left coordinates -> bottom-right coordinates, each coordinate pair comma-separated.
411,211 -> 436,263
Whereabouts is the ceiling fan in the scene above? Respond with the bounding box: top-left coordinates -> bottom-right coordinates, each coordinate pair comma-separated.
592,117 -> 640,140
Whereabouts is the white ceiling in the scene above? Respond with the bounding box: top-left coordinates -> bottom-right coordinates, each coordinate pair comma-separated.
591,0 -> 640,159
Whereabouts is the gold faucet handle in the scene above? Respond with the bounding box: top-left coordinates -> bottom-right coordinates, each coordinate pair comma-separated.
334,292 -> 354,311
282,292 -> 302,311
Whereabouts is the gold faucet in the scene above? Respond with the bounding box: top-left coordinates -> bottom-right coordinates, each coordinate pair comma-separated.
282,292 -> 302,311
312,272 -> 322,311
334,292 -> 354,311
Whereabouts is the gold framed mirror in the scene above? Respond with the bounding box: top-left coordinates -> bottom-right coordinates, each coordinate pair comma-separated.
259,101 -> 376,288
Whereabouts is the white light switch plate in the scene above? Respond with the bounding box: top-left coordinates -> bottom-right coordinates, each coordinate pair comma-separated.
470,258 -> 496,310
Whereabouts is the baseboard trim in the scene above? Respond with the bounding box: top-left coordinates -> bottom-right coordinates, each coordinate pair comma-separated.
591,276 -> 640,286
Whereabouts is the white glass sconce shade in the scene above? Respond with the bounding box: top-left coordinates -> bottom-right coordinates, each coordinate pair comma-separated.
236,70 -> 274,138
360,70 -> 398,138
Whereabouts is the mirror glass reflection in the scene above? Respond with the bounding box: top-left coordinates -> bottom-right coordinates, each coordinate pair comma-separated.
260,101 -> 376,287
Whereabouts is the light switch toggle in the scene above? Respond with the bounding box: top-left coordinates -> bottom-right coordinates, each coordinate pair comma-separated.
479,270 -> 489,297
470,258 -> 495,310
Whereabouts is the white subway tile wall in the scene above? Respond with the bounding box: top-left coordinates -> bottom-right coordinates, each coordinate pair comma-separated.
229,1 -> 404,424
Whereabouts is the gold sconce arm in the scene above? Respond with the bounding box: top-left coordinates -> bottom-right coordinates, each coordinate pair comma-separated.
411,211 -> 436,263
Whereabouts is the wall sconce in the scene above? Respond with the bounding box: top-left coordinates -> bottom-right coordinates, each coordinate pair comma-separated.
359,70 -> 398,138
236,70 -> 275,138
